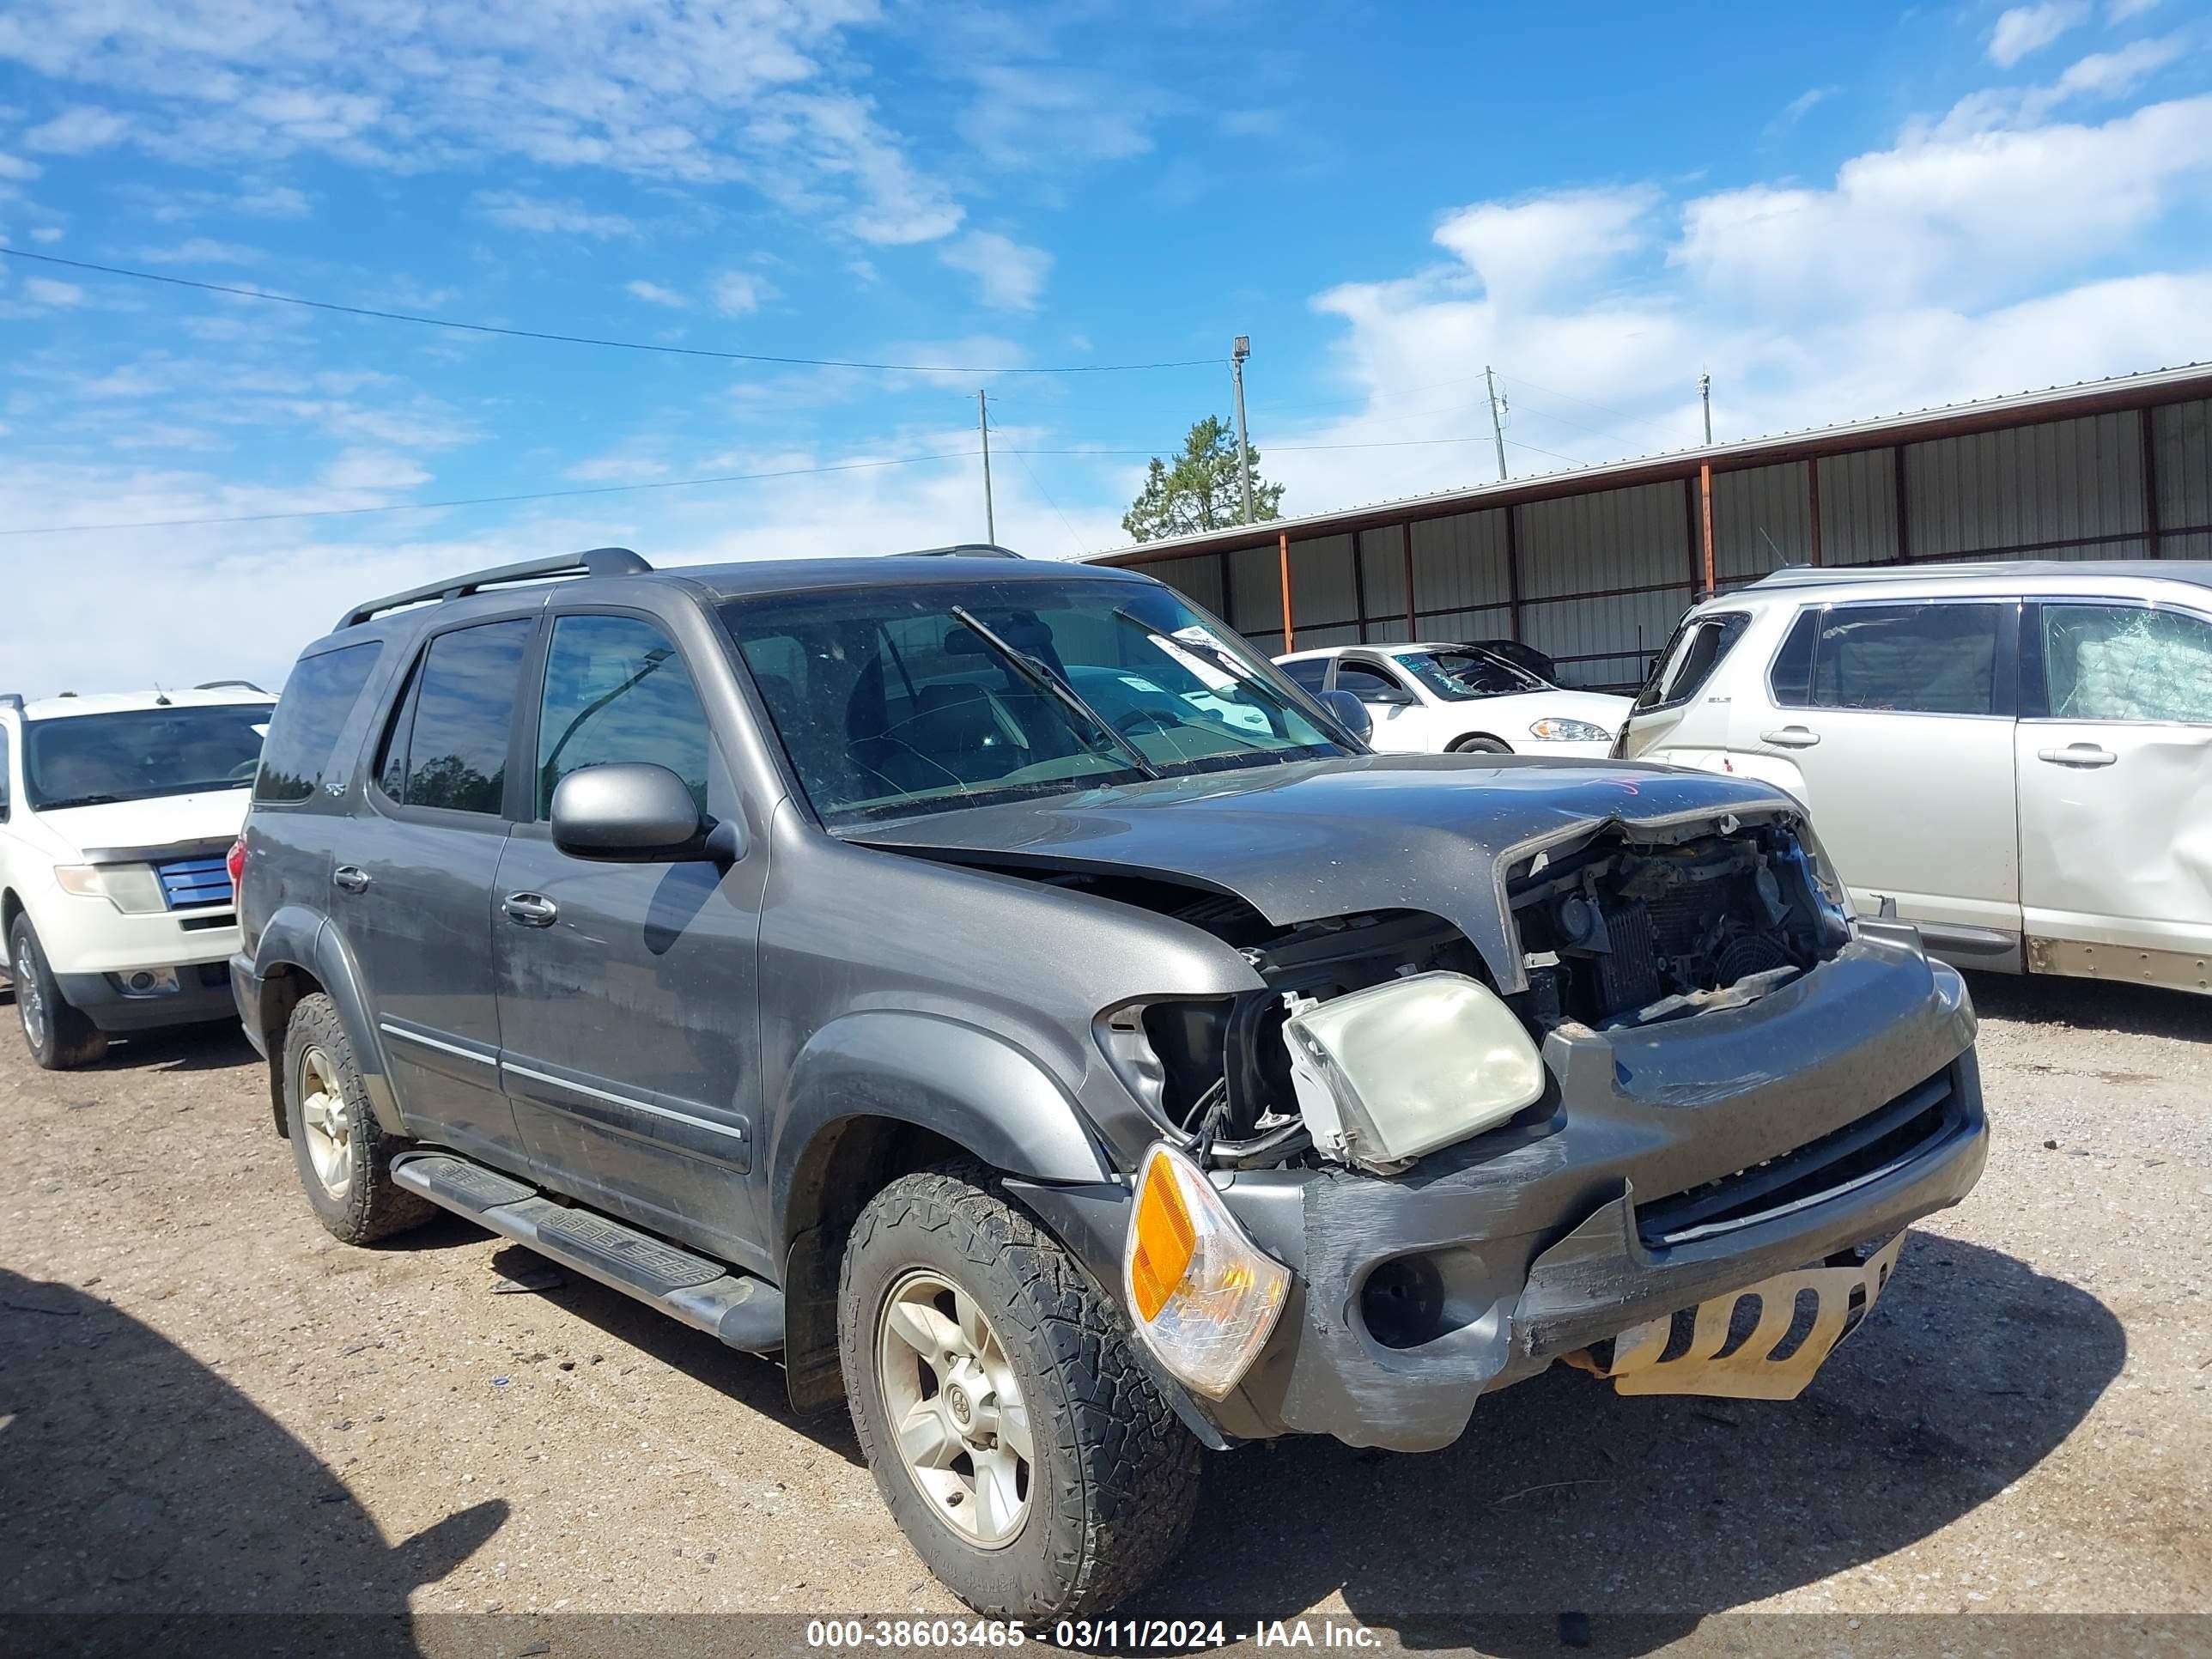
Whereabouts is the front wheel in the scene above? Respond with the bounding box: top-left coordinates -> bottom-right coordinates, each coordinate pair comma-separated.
1449,734 -> 1512,754
839,1165 -> 1202,1620
8,915 -> 106,1070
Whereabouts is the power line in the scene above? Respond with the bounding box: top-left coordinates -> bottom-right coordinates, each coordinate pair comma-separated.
0,450 -> 980,538
0,246 -> 1223,377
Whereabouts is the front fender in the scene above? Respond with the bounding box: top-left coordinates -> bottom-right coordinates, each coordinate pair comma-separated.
767,1009 -> 1111,1259
251,906 -> 407,1138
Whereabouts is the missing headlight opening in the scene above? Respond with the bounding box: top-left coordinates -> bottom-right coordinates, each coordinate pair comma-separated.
1105,813 -> 1850,1175
1509,814 -> 1850,1032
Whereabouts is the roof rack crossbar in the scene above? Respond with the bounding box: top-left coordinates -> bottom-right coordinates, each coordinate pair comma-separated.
890,544 -> 1024,559
193,679 -> 269,693
337,546 -> 650,629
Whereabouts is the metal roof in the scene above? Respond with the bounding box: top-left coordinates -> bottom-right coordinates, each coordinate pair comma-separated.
1088,360 -> 2212,568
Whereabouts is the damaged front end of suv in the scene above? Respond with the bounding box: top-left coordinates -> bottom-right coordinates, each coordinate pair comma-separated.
866,768 -> 1987,1453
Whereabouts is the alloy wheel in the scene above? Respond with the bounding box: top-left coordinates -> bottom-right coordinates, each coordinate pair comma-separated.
875,1267 -> 1035,1548
297,1044 -> 354,1198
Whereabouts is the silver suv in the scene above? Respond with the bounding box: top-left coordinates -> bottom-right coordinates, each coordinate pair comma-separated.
233,546 -> 1986,1617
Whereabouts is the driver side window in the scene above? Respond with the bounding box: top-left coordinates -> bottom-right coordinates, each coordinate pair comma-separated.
537,614 -> 714,817
1334,662 -> 1404,699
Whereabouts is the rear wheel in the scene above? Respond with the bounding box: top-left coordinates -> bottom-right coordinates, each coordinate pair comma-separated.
8,915 -> 106,1070
839,1165 -> 1202,1620
1449,734 -> 1511,754
283,993 -> 434,1245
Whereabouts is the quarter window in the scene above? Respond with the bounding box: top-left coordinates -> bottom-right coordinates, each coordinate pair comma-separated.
1279,659 -> 1329,694
255,642 -> 382,803
376,619 -> 532,816
2041,604 -> 2212,723
1633,612 -> 1748,713
1806,602 -> 2000,715
537,615 -> 714,815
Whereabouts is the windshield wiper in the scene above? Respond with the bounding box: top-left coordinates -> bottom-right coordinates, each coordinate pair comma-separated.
949,605 -> 1161,781
34,793 -> 131,811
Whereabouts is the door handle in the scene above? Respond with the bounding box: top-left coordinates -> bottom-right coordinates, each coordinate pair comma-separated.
2037,744 -> 2117,768
502,892 -> 559,927
1761,726 -> 1821,749
332,865 -> 371,894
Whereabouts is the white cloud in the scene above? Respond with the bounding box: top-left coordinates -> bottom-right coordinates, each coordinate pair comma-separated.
960,65 -> 1159,169
22,103 -> 131,153
137,237 -> 263,264
0,149 -> 40,179
2108,0 -> 2160,18
711,270 -> 772,315
624,279 -> 689,307
22,276 -> 82,306
28,224 -> 62,243
1436,186 -> 1657,306
1989,2 -> 2089,67
234,184 -> 311,217
1220,108 -> 1286,139
1776,86 -> 1840,125
939,230 -> 1053,311
475,191 -> 636,238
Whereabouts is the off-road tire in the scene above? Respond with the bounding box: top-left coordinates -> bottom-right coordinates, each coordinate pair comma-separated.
839,1164 -> 1203,1620
1449,734 -> 1512,755
8,915 -> 106,1070
283,992 -> 434,1245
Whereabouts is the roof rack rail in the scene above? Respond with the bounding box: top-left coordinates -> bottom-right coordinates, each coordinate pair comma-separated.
337,547 -> 650,629
890,544 -> 1024,559
193,679 -> 269,694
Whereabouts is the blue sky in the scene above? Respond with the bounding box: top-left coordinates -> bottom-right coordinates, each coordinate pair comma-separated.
2,0 -> 2208,690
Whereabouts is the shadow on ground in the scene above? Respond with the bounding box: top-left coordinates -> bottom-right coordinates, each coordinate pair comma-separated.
1124,1233 -> 2121,1656
1964,970 -> 2212,1042
0,1268 -> 506,1656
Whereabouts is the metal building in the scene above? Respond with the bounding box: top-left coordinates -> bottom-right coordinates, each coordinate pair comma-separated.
1086,362 -> 2212,690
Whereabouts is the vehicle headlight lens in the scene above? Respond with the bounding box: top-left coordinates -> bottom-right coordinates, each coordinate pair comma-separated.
54,863 -> 167,915
1528,717 -> 1610,743
1124,1141 -> 1289,1399
1284,972 -> 1547,1172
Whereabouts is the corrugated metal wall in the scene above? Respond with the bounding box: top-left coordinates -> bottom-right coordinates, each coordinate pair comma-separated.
1168,392 -> 2209,690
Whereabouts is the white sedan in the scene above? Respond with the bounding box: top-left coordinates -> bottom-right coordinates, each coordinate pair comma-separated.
1275,642 -> 1632,758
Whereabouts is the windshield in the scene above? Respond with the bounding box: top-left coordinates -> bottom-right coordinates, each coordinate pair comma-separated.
720,577 -> 1348,825
1394,647 -> 1544,700
24,705 -> 270,811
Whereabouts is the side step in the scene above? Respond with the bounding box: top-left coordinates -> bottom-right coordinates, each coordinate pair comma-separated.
391,1152 -> 784,1352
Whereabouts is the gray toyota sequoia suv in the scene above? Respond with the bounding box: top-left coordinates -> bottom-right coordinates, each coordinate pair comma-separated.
233,545 -> 1988,1617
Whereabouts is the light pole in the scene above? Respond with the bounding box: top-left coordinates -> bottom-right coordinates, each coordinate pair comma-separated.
1231,335 -> 1255,524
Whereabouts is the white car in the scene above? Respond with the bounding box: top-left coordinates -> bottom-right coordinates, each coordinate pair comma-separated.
1616,561 -> 2212,995
1,684 -> 275,1066
1274,642 -> 1632,758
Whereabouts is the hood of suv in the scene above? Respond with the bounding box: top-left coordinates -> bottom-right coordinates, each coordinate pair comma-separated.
851,753 -> 1799,988
33,788 -> 254,859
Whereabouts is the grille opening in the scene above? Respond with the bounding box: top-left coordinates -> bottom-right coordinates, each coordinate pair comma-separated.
1637,1068 -> 1963,1249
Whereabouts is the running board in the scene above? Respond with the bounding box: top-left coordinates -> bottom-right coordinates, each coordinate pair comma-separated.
390,1151 -> 785,1352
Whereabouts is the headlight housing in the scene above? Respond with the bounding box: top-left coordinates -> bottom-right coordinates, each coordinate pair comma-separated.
1528,717 -> 1611,743
1284,971 -> 1547,1173
54,863 -> 167,915
1124,1141 -> 1289,1399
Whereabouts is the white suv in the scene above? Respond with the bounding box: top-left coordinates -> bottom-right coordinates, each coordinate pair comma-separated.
1275,642 -> 1631,758
1,685 -> 274,1066
1616,562 -> 2212,995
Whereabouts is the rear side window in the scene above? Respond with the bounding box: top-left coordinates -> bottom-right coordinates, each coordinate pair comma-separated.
1632,612 -> 1747,713
1279,659 -> 1329,693
536,614 -> 713,815
2041,603 -> 2212,722
254,642 -> 382,804
375,619 -> 532,815
0,724 -> 10,820
1800,602 -> 2000,715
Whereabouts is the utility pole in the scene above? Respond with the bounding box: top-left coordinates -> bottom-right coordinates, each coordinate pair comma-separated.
1699,372 -> 1712,445
1231,336 -> 1255,524
977,389 -> 995,544
1485,365 -> 1509,482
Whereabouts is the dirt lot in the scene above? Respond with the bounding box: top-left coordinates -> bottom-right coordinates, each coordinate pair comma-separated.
3,972 -> 2209,1655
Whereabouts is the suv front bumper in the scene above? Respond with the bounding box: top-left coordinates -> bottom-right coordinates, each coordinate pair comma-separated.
1196,935 -> 1986,1451
55,960 -> 240,1033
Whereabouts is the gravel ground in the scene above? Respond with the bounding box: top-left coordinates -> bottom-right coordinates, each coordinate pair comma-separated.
2,971 -> 2208,1655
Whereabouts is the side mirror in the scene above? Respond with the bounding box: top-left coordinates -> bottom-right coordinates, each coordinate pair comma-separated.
550,763 -> 742,863
1317,689 -> 1373,745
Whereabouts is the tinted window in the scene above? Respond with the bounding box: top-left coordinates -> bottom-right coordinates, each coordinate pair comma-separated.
2042,604 -> 2212,722
24,705 -> 271,811
1768,611 -> 1817,707
1810,602 -> 1998,715
255,643 -> 382,803
1633,612 -> 1748,713
0,725 -> 10,819
537,615 -> 713,815
1279,659 -> 1329,693
378,619 -> 532,815
1334,663 -> 1403,697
